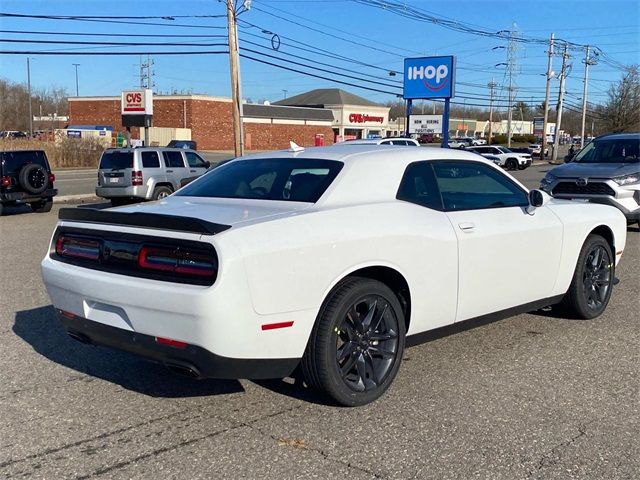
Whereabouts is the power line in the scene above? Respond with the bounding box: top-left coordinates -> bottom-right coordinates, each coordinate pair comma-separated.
0,29 -> 226,38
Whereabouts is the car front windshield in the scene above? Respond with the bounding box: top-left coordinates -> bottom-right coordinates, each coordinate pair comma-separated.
574,138 -> 640,164
176,158 -> 344,203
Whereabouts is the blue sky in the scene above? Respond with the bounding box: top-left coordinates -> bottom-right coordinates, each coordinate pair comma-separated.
0,0 -> 638,114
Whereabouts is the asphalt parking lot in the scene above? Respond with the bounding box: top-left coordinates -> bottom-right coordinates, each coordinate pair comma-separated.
1,172 -> 638,479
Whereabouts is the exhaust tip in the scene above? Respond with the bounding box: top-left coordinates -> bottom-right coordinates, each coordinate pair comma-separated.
165,362 -> 201,379
67,330 -> 92,345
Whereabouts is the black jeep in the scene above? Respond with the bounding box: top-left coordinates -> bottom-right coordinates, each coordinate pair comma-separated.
0,150 -> 57,215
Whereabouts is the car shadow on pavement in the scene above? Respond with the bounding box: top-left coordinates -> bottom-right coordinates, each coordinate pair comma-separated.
13,305 -> 244,398
0,204 -> 35,216
251,375 -> 338,407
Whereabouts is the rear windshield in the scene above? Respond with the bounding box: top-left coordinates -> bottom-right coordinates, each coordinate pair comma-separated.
99,151 -> 133,170
1,150 -> 49,174
176,158 -> 344,203
574,138 -> 640,164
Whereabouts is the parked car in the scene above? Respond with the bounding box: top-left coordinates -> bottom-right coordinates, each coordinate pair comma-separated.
0,130 -> 28,139
167,140 -> 197,150
417,133 -> 434,144
96,147 -> 210,207
529,144 -> 549,157
0,149 -> 57,215
468,146 -> 532,170
42,144 -> 627,406
448,137 -> 473,149
339,138 -> 420,147
541,132 -> 640,225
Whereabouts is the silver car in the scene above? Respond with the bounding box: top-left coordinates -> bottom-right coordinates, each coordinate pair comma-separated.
96,147 -> 210,207
540,132 -> 640,224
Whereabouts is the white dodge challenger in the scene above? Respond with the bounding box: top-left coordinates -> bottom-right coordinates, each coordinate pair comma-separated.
42,145 -> 627,406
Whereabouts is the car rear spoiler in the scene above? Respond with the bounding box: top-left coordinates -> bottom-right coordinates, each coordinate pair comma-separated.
58,208 -> 231,235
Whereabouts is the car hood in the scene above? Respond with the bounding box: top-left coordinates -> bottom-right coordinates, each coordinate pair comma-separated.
113,196 -> 312,228
549,161 -> 639,178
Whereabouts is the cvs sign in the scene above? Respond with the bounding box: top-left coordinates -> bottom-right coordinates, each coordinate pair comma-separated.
403,56 -> 455,100
121,89 -> 153,115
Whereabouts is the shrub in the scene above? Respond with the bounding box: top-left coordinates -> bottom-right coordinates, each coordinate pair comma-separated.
0,137 -> 106,169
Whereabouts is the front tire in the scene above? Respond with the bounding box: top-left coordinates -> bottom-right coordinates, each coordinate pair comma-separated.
559,234 -> 614,319
302,277 -> 406,406
506,158 -> 518,171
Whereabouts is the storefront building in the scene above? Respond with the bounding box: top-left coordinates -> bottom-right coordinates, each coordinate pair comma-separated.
275,89 -> 391,142
68,94 -> 334,150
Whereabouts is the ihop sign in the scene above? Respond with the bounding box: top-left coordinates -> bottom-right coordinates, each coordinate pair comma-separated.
403,56 -> 455,100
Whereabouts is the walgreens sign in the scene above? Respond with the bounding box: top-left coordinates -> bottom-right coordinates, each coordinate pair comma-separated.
348,113 -> 384,124
121,89 -> 153,115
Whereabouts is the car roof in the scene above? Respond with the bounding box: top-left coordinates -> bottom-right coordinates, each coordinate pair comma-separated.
103,147 -> 194,152
595,132 -> 640,141
236,144 -> 487,163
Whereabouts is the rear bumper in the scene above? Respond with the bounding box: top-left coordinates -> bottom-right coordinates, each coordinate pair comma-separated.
96,185 -> 150,200
1,188 -> 57,203
58,310 -> 299,379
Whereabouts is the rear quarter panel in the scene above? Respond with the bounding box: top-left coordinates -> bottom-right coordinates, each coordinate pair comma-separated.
214,202 -> 459,337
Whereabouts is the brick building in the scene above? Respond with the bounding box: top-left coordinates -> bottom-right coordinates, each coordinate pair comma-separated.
68,94 -> 335,150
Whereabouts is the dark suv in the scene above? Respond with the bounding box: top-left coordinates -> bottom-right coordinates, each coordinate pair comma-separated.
0,150 -> 57,215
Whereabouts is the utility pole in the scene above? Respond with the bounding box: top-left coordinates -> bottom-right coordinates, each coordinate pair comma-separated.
506,24 -> 518,148
487,79 -> 497,145
27,58 -> 33,136
227,0 -> 243,157
541,33 -> 554,161
580,46 -> 597,148
552,43 -> 570,163
72,63 -> 80,96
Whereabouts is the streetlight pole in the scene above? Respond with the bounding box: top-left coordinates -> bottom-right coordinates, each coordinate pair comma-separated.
72,63 -> 80,96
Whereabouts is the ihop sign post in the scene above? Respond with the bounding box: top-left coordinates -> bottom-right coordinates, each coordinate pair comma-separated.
403,56 -> 456,147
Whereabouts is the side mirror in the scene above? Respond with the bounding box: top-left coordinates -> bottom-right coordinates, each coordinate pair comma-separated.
204,160 -> 211,168
527,189 -> 550,213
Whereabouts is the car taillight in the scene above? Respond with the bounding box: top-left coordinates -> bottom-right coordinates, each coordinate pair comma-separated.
1,176 -> 11,188
48,173 -> 55,183
55,235 -> 101,260
138,246 -> 216,277
132,170 -> 143,186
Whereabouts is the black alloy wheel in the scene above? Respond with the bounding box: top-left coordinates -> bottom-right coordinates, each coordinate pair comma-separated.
582,244 -> 612,312
506,158 -> 518,171
302,278 -> 406,406
559,234 -> 614,319
335,295 -> 400,393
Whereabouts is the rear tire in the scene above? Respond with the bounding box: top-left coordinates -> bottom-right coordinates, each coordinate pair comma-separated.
558,234 -> 614,319
30,198 -> 53,213
152,186 -> 173,200
301,277 -> 406,406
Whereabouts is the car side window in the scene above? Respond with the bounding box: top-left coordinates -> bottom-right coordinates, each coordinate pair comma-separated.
163,151 -> 185,168
432,161 -> 529,211
396,161 -> 443,210
141,151 -> 160,168
185,152 -> 207,168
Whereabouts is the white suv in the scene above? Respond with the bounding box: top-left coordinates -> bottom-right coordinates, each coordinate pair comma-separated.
468,146 -> 532,170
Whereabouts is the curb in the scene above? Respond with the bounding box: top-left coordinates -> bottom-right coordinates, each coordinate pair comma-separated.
54,194 -> 101,204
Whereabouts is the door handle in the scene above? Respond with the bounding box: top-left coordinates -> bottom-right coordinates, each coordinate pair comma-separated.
190,169 -> 196,173
166,169 -> 173,173
458,222 -> 476,232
